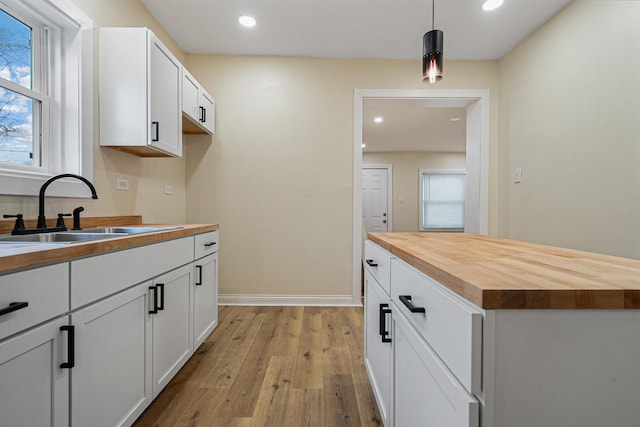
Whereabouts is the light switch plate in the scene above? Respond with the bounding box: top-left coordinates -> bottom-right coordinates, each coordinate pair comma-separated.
164,184 -> 173,195
514,168 -> 522,183
116,178 -> 129,190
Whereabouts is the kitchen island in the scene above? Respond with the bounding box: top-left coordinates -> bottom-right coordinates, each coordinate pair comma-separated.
364,232 -> 640,427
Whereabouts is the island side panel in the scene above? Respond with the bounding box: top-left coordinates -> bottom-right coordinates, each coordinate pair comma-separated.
483,309 -> 640,427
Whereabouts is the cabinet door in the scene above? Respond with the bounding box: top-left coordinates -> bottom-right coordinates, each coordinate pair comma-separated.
0,317 -> 69,427
199,90 -> 215,134
364,271 -> 392,427
149,33 -> 182,156
193,252 -> 218,349
182,69 -> 200,122
72,284 -> 152,427
393,309 -> 479,427
151,264 -> 193,397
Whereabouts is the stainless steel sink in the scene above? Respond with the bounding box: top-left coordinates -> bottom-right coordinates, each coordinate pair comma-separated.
69,226 -> 183,234
0,226 -> 183,245
0,232 -> 124,244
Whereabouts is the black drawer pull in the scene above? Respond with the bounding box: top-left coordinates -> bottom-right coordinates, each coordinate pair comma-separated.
60,325 -> 75,369
149,286 -> 158,314
204,242 -> 217,247
0,301 -> 28,316
365,259 -> 378,267
157,283 -> 165,311
151,121 -> 159,141
379,303 -> 392,343
399,295 -> 426,313
195,265 -> 203,286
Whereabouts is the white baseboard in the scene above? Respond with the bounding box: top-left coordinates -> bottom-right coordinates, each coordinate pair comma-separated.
219,294 -> 362,307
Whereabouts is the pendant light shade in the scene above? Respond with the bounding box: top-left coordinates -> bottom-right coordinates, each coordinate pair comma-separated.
422,29 -> 443,83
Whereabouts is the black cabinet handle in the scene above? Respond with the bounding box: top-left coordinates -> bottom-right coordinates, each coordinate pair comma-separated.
379,303 -> 391,343
60,325 -> 75,369
200,106 -> 207,123
195,265 -> 203,286
0,301 -> 28,316
151,121 -> 159,142
149,286 -> 158,314
365,259 -> 378,267
157,283 -> 165,311
204,241 -> 217,248
399,295 -> 426,313
400,295 -> 427,313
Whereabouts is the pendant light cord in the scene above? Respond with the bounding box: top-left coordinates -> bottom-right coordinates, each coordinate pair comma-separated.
432,0 -> 435,30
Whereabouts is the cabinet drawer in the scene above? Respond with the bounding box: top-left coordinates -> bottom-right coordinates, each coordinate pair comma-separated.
364,241 -> 393,295
194,231 -> 218,260
391,259 -> 482,395
71,237 -> 194,309
0,264 -> 69,340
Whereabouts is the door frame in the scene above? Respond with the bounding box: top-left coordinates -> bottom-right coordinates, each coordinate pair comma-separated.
352,89 -> 490,304
362,164 -> 393,233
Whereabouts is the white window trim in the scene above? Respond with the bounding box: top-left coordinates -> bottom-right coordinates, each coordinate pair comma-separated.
0,0 -> 94,198
419,168 -> 466,232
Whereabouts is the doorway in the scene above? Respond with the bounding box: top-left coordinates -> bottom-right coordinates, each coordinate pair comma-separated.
362,165 -> 392,233
351,89 -> 490,304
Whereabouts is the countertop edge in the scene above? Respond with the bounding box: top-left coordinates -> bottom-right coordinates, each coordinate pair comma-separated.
0,223 -> 219,275
368,232 -> 640,310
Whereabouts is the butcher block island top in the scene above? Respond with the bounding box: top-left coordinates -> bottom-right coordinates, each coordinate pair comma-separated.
368,232 -> 640,310
0,216 -> 218,274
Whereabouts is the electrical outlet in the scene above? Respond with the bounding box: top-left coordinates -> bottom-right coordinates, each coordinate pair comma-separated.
116,178 -> 129,190
164,184 -> 173,195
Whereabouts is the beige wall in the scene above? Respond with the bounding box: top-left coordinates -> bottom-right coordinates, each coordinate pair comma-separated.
499,0 -> 640,259
184,56 -> 499,296
0,0 -> 189,224
363,152 -> 466,232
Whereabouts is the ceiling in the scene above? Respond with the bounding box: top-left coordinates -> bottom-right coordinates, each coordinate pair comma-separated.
140,0 -> 572,60
363,100 -> 466,153
140,0 -> 572,153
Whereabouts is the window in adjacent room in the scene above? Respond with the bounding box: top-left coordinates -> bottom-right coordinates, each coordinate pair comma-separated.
0,0 -> 93,197
419,169 -> 466,231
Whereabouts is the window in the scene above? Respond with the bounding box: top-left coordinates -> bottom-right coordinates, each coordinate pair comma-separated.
419,169 -> 466,231
0,0 -> 93,197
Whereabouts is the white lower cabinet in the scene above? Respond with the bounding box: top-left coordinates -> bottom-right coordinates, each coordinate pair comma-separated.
193,252 -> 218,349
0,316 -> 70,427
150,264 -> 193,397
364,270 -> 392,426
71,284 -> 152,427
393,309 -> 479,427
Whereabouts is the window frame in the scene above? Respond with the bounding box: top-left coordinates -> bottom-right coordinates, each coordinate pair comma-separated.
419,169 -> 466,232
0,0 -> 93,198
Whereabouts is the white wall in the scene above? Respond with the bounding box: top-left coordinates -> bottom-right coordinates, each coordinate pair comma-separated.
499,0 -> 640,259
185,56 -> 499,297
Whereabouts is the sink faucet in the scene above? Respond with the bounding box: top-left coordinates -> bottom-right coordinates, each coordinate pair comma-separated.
36,174 -> 98,230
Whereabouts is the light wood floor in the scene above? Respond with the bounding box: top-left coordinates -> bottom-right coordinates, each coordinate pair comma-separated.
133,306 -> 383,427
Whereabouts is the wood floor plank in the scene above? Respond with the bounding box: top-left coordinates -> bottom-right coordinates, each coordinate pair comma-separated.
133,306 -> 382,427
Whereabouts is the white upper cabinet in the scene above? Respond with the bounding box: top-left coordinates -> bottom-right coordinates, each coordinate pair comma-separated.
182,68 -> 215,135
99,27 -> 183,157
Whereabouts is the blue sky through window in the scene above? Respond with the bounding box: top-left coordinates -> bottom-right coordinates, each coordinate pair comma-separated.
0,8 -> 34,165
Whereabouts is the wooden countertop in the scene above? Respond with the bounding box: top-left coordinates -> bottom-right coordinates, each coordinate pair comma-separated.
0,218 -> 218,274
368,232 -> 640,310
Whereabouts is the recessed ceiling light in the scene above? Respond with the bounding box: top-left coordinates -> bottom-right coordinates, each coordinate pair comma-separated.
450,117 -> 461,122
374,117 -> 383,123
482,0 -> 504,11
362,143 -> 366,148
238,15 -> 256,27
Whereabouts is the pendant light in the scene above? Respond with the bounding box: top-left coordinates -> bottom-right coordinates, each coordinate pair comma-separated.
422,0 -> 443,83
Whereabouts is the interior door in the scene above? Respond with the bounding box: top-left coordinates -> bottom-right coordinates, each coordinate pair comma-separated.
362,167 -> 389,232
